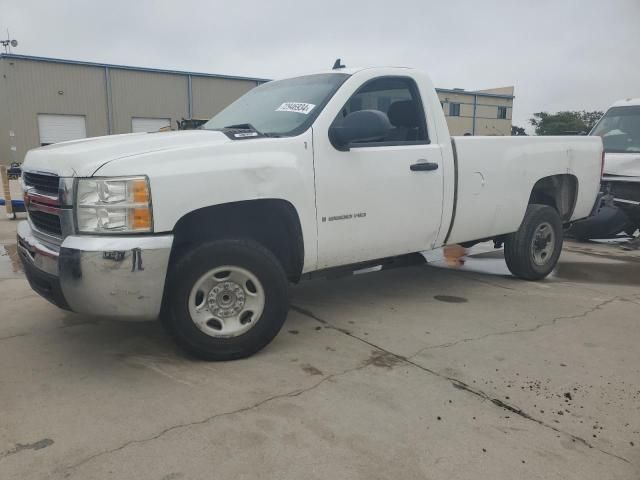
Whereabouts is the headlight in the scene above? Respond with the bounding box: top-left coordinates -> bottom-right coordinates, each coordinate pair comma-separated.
75,176 -> 153,233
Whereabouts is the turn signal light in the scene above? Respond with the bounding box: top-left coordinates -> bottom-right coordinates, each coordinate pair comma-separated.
131,207 -> 151,230
132,179 -> 150,203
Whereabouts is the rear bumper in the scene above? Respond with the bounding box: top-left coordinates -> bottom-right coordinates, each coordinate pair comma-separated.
17,221 -> 173,320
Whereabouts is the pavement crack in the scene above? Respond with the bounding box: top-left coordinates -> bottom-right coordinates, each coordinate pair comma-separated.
0,332 -> 28,342
446,380 -> 630,464
62,359 -> 372,474
291,303 -> 631,465
412,296 -> 620,354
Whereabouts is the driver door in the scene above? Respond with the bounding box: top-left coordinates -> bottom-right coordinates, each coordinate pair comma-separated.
313,76 -> 444,268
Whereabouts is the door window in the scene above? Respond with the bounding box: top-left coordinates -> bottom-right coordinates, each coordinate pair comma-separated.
334,77 -> 429,145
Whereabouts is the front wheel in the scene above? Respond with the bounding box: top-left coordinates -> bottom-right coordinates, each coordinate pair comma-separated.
504,204 -> 563,281
164,239 -> 289,361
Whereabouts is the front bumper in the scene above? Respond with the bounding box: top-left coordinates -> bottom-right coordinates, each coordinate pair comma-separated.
17,221 -> 173,320
602,177 -> 640,207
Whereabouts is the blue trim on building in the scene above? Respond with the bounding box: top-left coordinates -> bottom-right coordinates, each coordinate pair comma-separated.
0,53 -> 269,84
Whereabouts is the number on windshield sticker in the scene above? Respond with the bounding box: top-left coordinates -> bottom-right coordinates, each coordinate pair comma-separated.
275,102 -> 316,115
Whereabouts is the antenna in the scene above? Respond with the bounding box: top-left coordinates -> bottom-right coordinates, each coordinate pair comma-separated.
332,58 -> 345,70
1,30 -> 18,53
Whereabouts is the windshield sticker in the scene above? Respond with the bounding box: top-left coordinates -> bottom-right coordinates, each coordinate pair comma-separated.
233,132 -> 259,138
276,102 -> 316,115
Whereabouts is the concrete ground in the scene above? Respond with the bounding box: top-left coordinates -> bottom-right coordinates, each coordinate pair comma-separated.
0,215 -> 639,480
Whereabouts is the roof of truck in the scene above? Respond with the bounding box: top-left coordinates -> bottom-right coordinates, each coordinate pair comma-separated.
611,98 -> 640,107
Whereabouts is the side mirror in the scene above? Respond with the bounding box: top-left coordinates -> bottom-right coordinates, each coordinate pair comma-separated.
329,110 -> 392,150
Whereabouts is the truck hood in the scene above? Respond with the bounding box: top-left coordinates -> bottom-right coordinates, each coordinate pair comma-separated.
603,152 -> 640,178
22,130 -> 231,177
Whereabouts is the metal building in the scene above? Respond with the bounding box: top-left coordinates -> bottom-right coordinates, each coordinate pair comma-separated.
0,54 -> 266,165
0,54 -> 514,166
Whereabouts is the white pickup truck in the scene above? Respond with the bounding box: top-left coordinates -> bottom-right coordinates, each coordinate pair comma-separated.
18,66 -> 603,360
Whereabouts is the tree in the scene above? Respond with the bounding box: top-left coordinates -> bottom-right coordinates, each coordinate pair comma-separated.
511,125 -> 527,136
580,111 -> 605,131
529,111 -> 604,135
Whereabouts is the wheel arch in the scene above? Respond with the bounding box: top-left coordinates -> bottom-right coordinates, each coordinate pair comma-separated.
528,174 -> 579,222
170,199 -> 305,282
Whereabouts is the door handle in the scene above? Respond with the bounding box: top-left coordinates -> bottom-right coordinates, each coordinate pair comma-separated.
410,161 -> 439,172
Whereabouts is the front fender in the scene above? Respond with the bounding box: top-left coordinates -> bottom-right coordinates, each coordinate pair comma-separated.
96,131 -> 318,272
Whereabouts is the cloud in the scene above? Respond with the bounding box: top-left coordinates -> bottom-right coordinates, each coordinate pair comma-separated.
1,0 -> 639,132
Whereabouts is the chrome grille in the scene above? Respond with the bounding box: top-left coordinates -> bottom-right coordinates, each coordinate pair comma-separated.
603,181 -> 640,203
23,172 -> 60,195
29,210 -> 63,236
23,171 -> 66,239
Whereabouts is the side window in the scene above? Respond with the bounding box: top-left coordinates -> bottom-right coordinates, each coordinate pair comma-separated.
335,77 -> 428,145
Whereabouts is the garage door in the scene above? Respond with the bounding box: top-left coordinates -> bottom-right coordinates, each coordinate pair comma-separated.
132,117 -> 171,133
37,114 -> 87,146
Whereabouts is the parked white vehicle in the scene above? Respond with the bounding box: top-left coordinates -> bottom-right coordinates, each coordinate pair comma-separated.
18,66 -> 603,359
568,98 -> 640,240
592,98 -> 640,233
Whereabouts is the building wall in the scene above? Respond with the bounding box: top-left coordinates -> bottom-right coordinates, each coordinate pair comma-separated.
437,89 -> 513,136
109,69 -> 189,134
0,57 -> 108,164
191,76 -> 257,119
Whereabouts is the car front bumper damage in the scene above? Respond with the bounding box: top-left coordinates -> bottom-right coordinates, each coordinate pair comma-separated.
17,221 -> 173,321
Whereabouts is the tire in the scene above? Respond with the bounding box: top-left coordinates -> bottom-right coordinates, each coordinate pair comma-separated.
504,204 -> 563,281
164,239 -> 289,361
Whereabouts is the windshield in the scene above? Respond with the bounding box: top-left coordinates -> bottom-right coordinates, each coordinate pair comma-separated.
591,105 -> 640,153
203,73 -> 349,137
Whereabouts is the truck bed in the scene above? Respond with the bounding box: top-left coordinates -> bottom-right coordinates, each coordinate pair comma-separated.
444,136 -> 603,245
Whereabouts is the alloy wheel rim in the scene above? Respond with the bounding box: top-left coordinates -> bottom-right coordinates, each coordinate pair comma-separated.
188,266 -> 265,338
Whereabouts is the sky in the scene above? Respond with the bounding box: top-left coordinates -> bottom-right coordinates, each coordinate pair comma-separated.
1,0 -> 639,133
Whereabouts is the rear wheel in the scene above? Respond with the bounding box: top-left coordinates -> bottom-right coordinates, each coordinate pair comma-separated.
504,204 -> 563,281
164,239 -> 289,360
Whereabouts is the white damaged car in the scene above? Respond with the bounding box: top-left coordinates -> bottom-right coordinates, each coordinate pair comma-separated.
571,98 -> 640,240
